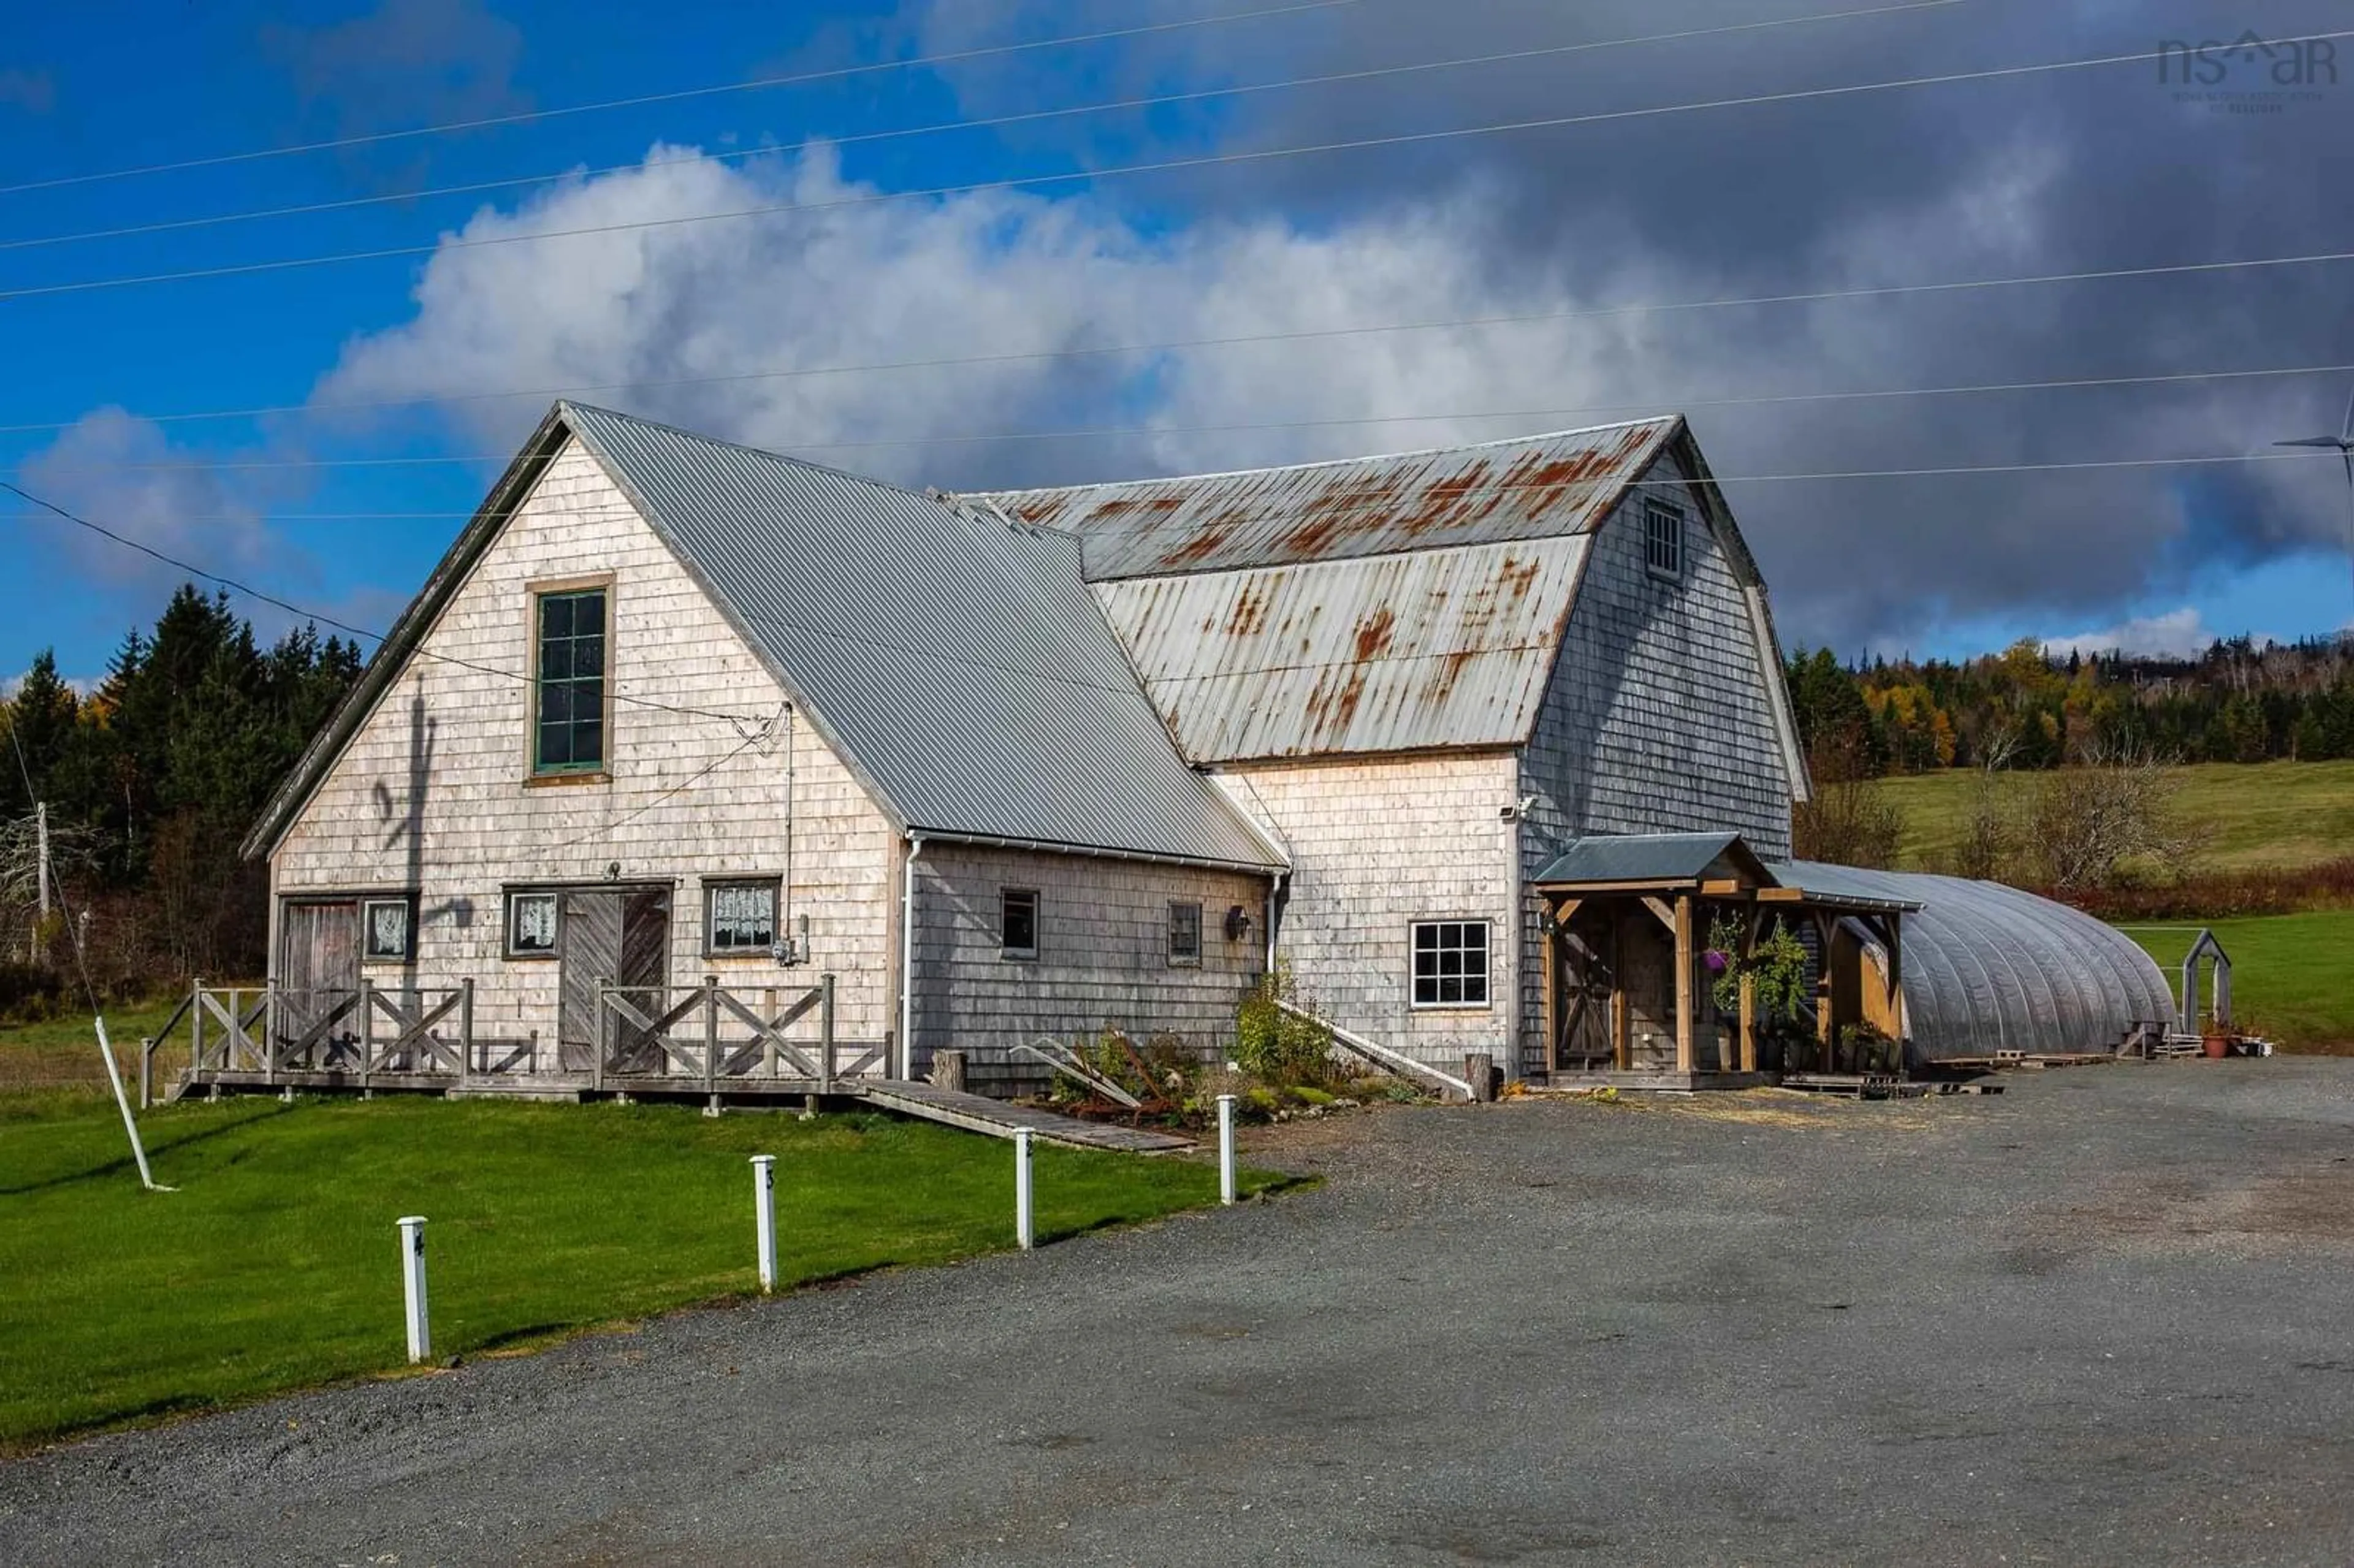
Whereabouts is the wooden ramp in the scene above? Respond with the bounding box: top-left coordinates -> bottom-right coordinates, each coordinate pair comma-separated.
858,1080 -> 1194,1155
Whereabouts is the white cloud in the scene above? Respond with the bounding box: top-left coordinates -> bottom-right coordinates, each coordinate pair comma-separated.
2041,607 -> 2242,660
311,143 -> 1656,490
310,134 -> 2354,649
17,408 -> 273,592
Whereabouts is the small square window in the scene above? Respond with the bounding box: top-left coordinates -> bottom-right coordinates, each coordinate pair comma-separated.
1411,919 -> 1490,1008
1000,888 -> 1039,961
362,897 -> 414,963
707,880 -> 779,955
1168,901 -> 1203,966
506,891 -> 559,957
1644,501 -> 1683,580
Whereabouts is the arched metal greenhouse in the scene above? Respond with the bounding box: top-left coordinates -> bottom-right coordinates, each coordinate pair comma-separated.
1772,861 -> 2177,1064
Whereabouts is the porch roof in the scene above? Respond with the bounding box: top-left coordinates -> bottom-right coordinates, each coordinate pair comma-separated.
1530,832 -> 1767,889
1531,834 -> 1921,914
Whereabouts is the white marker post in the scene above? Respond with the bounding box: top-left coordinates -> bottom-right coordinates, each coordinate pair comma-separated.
397,1216 -> 430,1364
1216,1093 -> 1238,1206
750,1154 -> 778,1293
1014,1130 -> 1035,1251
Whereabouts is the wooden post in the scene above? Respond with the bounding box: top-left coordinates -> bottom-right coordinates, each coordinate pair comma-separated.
1739,973 -> 1757,1073
763,986 -> 779,1078
592,978 -> 609,1094
1672,895 -> 1694,1075
1811,911 -> 1835,1071
139,1038 -> 153,1109
189,979 -> 205,1083
359,977 -> 375,1094
820,972 -> 837,1091
704,975 -> 721,1098
1884,911 -> 1905,1054
459,978 -> 475,1080
1463,1051 -> 1496,1103
934,1047 -> 967,1093
1539,905 -> 1558,1079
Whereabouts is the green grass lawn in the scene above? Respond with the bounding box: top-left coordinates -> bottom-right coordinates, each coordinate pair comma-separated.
0,996 -> 192,1094
0,1095 -> 1281,1450
2117,910 -> 2354,1050
1880,758 -> 2354,873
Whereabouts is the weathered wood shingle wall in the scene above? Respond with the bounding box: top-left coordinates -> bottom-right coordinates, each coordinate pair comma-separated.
270,440 -> 899,1060
1512,447 -> 1799,1070
906,842 -> 1268,1090
1220,753 -> 1522,1073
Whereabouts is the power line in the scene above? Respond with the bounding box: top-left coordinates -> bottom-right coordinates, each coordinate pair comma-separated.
0,0 -> 1360,200
1,1 -> 1966,257
12,29 -> 2337,306
0,477 -> 1193,708
0,476 -> 777,727
13,243 -> 2354,438
16,450 -> 2336,539
27,358 -> 2354,476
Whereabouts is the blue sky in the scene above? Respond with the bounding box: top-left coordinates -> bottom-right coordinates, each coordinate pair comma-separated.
4,0 -> 2352,682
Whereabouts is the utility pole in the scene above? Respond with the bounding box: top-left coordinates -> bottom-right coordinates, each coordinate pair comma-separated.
34,801 -> 48,965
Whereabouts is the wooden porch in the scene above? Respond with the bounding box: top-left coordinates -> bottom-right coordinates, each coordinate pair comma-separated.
150,975 -> 889,1109
1531,834 -> 1918,1090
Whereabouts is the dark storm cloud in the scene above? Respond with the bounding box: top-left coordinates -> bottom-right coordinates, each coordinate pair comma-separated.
905,0 -> 2354,646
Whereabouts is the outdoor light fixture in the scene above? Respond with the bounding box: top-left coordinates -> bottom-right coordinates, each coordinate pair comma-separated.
1224,905 -> 1253,942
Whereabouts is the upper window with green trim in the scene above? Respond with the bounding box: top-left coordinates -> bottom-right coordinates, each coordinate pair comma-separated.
535,588 -> 608,774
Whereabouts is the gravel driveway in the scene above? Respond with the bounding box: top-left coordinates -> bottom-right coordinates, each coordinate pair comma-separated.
6,1059 -> 2353,1566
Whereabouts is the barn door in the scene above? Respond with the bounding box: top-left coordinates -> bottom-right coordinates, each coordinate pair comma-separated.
1552,911 -> 1615,1072
277,900 -> 362,1066
557,888 -> 670,1073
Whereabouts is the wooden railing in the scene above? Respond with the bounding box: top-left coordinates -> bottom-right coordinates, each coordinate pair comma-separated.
169,975 -> 877,1097
594,975 -> 878,1092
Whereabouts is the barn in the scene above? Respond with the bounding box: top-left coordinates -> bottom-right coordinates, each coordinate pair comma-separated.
219,400 -> 2172,1101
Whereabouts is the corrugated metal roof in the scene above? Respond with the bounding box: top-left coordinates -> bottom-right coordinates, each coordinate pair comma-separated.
1770,862 -> 2176,1059
974,419 -> 1680,581
1092,536 -> 1588,763
560,403 -> 1282,869
1531,832 -> 1751,886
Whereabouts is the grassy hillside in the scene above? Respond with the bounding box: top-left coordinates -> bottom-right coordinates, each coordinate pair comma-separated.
1877,758 -> 2354,873
2118,912 -> 2354,1051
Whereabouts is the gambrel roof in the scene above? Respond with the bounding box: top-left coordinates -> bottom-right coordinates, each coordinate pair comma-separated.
966,420 -> 1805,775
246,403 -> 1284,870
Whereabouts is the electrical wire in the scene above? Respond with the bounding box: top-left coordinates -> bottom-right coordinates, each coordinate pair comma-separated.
26,358 -> 2354,475
12,29 -> 2341,305
0,1 -> 1966,257
0,476 -> 1187,709
0,0 -> 1362,199
0,476 -> 779,728
13,243 -> 2354,438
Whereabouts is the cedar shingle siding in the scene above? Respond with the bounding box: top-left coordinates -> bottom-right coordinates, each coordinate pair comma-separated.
259,406 -> 1804,1092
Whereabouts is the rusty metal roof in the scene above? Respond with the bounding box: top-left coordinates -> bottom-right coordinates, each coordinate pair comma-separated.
1092,537 -> 1590,763
973,419 -> 1681,582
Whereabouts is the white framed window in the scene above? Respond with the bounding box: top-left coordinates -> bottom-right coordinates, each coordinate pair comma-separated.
506,891 -> 560,958
362,897 -> 414,963
706,879 -> 779,956
1168,901 -> 1203,966
1000,888 -> 1039,960
1411,920 -> 1490,1008
1644,500 -> 1683,580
